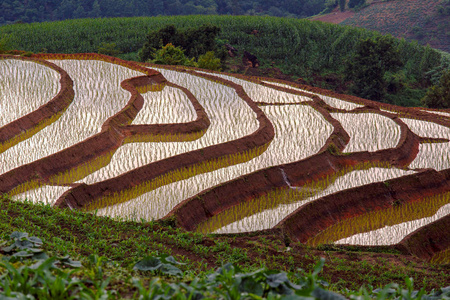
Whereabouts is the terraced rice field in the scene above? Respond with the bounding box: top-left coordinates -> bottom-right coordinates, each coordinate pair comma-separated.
1,53 -> 449,263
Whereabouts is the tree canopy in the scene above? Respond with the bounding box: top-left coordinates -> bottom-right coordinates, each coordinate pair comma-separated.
138,24 -> 225,64
0,0 -> 329,25
345,36 -> 403,102
421,70 -> 450,109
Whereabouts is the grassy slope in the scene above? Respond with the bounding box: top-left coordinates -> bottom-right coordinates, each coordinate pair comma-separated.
1,195 -> 449,297
320,0 -> 450,53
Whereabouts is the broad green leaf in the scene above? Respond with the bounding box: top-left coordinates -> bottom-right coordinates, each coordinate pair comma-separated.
164,255 -> 185,265
11,251 -> 33,258
133,257 -> 162,271
311,287 -> 347,300
1,244 -> 15,253
27,237 -> 43,245
239,277 -> 264,296
159,264 -> 182,276
32,252 -> 49,261
60,257 -> 82,268
10,232 -> 28,240
266,273 -> 289,288
15,240 -> 34,250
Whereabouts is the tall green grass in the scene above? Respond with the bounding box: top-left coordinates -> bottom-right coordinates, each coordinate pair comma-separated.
1,15 -> 446,84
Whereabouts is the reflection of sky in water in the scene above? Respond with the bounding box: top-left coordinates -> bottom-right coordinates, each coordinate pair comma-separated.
214,167 -> 415,234
95,104 -> 332,221
1,60 -> 144,174
336,203 -> 450,246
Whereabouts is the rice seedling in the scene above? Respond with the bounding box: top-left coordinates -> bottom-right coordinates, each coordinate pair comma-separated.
430,247 -> 450,264
197,71 -> 311,104
206,166 -> 415,234
132,86 -> 197,124
331,112 -> 402,152
0,58 -> 60,127
0,59 -> 145,175
94,104 -> 333,221
3,56 -> 450,250
12,185 -> 70,206
78,69 -> 259,185
420,110 -> 450,118
261,80 -> 364,110
87,143 -> 270,212
400,118 -> 450,139
333,195 -> 450,246
408,141 -> 450,171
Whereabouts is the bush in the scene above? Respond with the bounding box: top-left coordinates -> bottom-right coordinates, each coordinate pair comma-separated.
149,43 -> 197,67
97,42 -> 121,56
0,34 -> 12,53
421,69 -> 450,109
197,51 -> 222,71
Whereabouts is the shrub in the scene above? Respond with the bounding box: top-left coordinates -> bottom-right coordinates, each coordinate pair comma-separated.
98,42 -> 121,56
197,51 -> 222,71
149,43 -> 197,67
421,69 -> 450,109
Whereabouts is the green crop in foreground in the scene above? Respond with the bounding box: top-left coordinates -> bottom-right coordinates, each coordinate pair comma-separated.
1,194 -> 449,297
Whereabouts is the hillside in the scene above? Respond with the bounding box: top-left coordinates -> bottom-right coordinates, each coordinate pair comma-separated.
1,15 -> 449,108
312,0 -> 450,53
1,51 -> 450,297
0,0 -> 328,25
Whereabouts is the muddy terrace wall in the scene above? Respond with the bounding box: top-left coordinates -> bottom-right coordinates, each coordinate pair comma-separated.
1,54 -> 449,262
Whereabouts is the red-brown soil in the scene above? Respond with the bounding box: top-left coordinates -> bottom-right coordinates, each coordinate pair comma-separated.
311,8 -> 354,24
1,54 -> 449,263
312,0 -> 450,53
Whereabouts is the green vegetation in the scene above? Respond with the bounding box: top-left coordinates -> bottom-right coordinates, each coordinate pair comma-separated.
1,195 -> 449,298
345,35 -> 402,102
97,42 -> 121,56
421,69 -> 450,109
149,43 -> 197,66
1,15 -> 447,106
138,24 -> 226,67
198,51 -> 222,71
348,0 -> 365,9
0,0 -> 329,25
0,34 -> 12,53
340,0 -> 450,53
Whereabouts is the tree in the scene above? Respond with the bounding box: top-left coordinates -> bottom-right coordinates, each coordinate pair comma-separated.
138,24 -> 224,63
97,42 -> 121,56
339,0 -> 345,11
197,51 -> 222,71
348,0 -> 365,8
150,43 -> 197,67
90,0 -> 101,18
0,34 -> 12,53
345,36 -> 403,102
421,69 -> 450,109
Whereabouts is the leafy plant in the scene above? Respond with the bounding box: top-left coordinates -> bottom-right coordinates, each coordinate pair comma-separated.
149,43 -> 197,67
98,42 -> 122,56
421,69 -> 450,109
197,51 -> 222,71
133,254 -> 185,277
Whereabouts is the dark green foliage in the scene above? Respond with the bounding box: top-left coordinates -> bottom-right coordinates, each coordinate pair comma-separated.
0,34 -> 12,53
148,43 -> 198,66
133,253 -> 185,276
436,0 -> 450,16
198,51 -> 222,70
421,69 -> 450,109
339,0 -> 346,11
348,0 -> 365,9
0,0 -> 329,25
1,15 -> 448,107
138,23 -> 223,62
97,42 -> 121,56
345,35 -> 403,101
